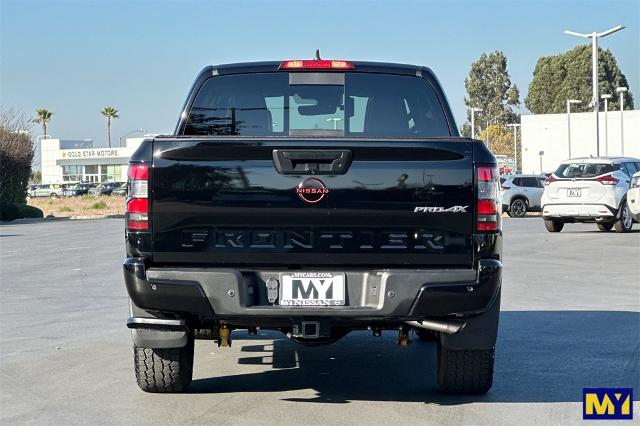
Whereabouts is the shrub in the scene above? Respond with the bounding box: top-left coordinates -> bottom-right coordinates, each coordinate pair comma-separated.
90,200 -> 108,210
0,202 -> 43,221
59,206 -> 72,212
0,109 -> 34,210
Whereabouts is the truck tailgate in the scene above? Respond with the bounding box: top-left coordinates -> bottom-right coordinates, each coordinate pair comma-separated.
150,138 -> 474,267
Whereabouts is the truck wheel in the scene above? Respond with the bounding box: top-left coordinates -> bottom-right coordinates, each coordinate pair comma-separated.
437,344 -> 495,394
414,328 -> 438,341
509,199 -> 528,217
133,338 -> 194,393
614,200 -> 633,233
544,219 -> 564,232
597,223 -> 613,232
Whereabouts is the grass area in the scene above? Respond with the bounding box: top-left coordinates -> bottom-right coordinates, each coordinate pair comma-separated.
27,195 -> 125,217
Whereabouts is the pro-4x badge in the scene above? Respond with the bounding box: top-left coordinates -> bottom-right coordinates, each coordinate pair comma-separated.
414,206 -> 469,213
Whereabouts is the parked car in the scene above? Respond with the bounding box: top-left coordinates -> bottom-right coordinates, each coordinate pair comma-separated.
63,183 -> 92,197
541,156 -> 640,232
89,182 -> 121,196
111,182 -> 127,196
628,171 -> 640,222
26,184 -> 38,199
123,58 -> 502,395
500,174 -> 545,217
30,183 -> 63,198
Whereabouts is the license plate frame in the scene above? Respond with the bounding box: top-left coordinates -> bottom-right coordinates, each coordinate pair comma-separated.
279,272 -> 346,306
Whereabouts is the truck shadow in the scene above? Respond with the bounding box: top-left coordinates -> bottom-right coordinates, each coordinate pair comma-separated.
189,310 -> 640,404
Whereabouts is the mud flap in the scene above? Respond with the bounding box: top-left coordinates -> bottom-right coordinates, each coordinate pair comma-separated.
131,328 -> 189,349
440,289 -> 501,351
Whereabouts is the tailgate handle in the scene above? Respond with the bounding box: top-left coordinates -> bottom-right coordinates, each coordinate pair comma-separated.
272,149 -> 352,175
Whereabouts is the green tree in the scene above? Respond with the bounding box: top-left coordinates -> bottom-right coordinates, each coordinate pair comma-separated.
462,51 -> 520,138
32,108 -> 53,136
100,106 -> 119,148
525,45 -> 634,114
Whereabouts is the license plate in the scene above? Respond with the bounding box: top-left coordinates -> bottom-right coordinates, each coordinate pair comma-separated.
567,188 -> 582,197
279,272 -> 345,306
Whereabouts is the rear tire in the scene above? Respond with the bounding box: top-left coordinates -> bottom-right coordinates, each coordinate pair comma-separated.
597,223 -> 614,232
134,338 -> 194,393
544,219 -> 564,232
509,199 -> 528,218
437,343 -> 495,394
614,200 -> 633,233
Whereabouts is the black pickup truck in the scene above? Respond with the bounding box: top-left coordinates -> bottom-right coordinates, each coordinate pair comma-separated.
124,58 -> 502,395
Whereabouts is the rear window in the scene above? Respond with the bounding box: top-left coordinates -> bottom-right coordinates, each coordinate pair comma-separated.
554,163 -> 617,178
184,72 -> 451,137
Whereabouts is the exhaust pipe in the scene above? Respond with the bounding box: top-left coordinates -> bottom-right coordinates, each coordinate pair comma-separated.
405,319 -> 466,335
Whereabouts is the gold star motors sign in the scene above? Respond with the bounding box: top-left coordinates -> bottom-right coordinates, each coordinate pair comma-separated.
60,149 -> 120,159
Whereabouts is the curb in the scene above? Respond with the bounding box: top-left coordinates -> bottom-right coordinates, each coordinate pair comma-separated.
69,214 -> 125,220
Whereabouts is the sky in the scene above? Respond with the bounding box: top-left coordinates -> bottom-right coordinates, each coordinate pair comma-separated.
1,0 -> 639,147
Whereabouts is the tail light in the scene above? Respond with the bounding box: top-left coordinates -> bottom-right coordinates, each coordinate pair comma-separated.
279,60 -> 355,70
501,185 -> 511,190
593,174 -> 619,185
476,165 -> 500,232
544,175 -> 558,186
126,163 -> 149,231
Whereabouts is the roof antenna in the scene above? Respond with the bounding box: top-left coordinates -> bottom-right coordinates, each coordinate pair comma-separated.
315,49 -> 321,60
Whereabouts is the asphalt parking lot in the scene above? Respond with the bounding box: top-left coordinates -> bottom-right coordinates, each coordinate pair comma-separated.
1,218 -> 638,425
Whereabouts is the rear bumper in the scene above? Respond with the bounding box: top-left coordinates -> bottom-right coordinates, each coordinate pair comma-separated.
542,203 -> 617,220
123,258 -> 501,321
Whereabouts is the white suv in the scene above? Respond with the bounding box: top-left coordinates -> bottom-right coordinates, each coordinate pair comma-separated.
629,171 -> 640,222
541,156 -> 640,233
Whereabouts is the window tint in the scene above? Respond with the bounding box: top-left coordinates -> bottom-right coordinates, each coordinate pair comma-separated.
622,162 -> 638,176
554,163 -> 616,178
521,177 -> 540,187
345,73 -> 450,137
511,178 -> 522,186
499,177 -> 506,185
184,72 -> 451,137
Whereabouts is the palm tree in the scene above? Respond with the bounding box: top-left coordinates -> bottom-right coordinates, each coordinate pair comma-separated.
100,106 -> 119,147
32,108 -> 54,136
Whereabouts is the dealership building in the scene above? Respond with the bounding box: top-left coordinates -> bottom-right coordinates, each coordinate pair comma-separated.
520,109 -> 640,174
40,137 -> 145,183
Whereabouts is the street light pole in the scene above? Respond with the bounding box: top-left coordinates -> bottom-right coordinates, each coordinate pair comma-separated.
507,124 -> 521,173
470,107 -> 483,139
565,25 -> 625,157
616,87 -> 628,155
601,94 -> 612,156
566,99 -> 581,158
